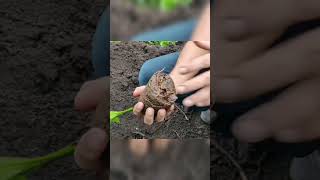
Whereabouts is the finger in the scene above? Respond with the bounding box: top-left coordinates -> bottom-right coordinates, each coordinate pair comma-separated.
75,128 -> 107,170
231,78 -> 320,143
178,54 -> 210,75
133,102 -> 144,116
194,41 -> 210,50
144,107 -> 154,125
133,86 -> 146,97
177,71 -> 210,94
129,139 -> 149,157
75,77 -> 108,111
214,0 -> 320,70
153,139 -> 171,153
183,86 -> 210,107
156,109 -> 166,122
274,120 -> 320,143
166,105 -> 175,117
218,0 -> 320,39
215,28 -> 320,103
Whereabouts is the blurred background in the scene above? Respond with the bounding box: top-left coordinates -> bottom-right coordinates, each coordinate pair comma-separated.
110,0 -> 209,40
110,139 -> 210,180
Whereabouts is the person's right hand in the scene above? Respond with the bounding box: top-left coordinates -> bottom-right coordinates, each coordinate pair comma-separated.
132,86 -> 174,125
214,1 -> 320,143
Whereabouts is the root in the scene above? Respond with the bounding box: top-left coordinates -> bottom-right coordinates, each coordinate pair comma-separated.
132,131 -> 146,138
212,140 -> 248,180
174,104 -> 189,121
173,130 -> 181,139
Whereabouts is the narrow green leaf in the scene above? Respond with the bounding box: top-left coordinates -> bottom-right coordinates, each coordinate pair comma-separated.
9,175 -> 27,180
0,145 -> 75,180
110,107 -> 133,124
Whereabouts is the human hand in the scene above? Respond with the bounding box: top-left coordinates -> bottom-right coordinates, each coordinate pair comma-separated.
132,86 -> 174,125
74,77 -> 108,173
214,1 -> 320,143
174,41 -> 211,107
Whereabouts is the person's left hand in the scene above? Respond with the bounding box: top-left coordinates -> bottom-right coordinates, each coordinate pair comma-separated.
174,41 -> 211,107
74,77 -> 108,173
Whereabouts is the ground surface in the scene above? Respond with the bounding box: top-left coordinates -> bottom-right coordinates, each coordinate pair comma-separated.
211,135 -> 291,180
110,140 -> 210,180
110,41 -> 210,139
110,0 -> 208,40
0,0 -> 105,179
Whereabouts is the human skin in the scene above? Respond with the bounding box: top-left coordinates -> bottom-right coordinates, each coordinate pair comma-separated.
213,0 -> 320,143
133,41 -> 211,125
74,77 -> 108,174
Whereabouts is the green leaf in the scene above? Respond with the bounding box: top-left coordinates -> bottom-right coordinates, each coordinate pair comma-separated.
146,41 -> 177,47
110,107 -> 133,124
131,0 -> 192,12
0,145 -> 75,180
9,175 -> 27,180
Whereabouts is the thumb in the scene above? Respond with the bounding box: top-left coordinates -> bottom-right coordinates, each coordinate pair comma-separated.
133,86 -> 146,97
194,41 -> 210,50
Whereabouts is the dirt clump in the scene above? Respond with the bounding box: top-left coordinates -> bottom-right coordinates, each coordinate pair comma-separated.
139,71 -> 177,113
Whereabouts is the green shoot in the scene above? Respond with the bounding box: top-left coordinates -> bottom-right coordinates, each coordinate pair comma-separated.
110,107 -> 133,124
0,145 -> 75,180
131,0 -> 193,12
146,41 -> 177,47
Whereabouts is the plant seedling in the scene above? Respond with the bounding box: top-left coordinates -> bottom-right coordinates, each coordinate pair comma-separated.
110,107 -> 133,124
0,145 -> 75,180
146,41 -> 177,47
131,0 -> 192,12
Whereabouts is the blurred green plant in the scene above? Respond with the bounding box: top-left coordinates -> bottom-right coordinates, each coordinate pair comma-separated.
131,0 -> 193,12
0,145 -> 75,180
110,107 -> 133,124
146,41 -> 177,47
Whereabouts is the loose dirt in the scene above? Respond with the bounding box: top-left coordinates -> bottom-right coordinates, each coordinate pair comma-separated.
0,0 -> 105,179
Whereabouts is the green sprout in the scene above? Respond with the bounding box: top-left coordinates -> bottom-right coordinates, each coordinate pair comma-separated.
110,107 -> 133,124
146,41 -> 177,47
131,0 -> 193,12
0,145 -> 75,180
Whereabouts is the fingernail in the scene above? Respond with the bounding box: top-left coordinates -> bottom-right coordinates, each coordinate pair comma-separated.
137,102 -> 143,110
183,99 -> 194,107
179,67 -> 188,74
232,118 -> 271,143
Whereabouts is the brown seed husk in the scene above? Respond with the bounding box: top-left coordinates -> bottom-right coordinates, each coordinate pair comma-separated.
139,71 -> 177,113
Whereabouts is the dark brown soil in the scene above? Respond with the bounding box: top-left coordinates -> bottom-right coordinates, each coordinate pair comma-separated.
110,140 -> 210,180
0,0 -> 105,179
110,41 -> 210,139
211,136 -> 291,180
110,0 -> 208,40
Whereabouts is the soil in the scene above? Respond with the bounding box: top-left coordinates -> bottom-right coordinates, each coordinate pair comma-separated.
0,0 -> 105,179
211,135 -> 291,180
110,140 -> 210,180
110,41 -> 210,139
110,0 -> 208,40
